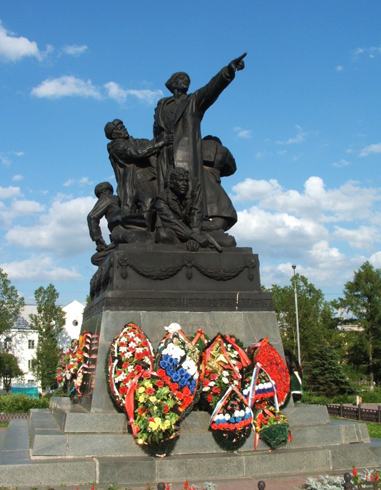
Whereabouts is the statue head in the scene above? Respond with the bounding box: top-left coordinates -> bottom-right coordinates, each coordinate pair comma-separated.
104,119 -> 129,140
203,135 -> 222,145
94,182 -> 114,198
165,72 -> 191,94
168,168 -> 189,199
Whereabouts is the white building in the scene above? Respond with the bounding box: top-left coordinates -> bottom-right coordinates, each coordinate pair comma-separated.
0,300 -> 85,386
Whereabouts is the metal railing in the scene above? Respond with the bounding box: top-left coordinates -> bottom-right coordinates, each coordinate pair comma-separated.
326,404 -> 381,423
0,412 -> 29,423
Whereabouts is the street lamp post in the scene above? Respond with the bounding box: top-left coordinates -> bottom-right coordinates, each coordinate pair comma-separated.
292,265 -> 301,366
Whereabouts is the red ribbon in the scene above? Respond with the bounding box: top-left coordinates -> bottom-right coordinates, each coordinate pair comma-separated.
125,372 -> 144,436
225,335 -> 251,367
191,328 -> 206,347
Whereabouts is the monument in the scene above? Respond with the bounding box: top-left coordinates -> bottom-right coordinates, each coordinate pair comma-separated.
82,52 -> 281,417
4,53 -> 379,488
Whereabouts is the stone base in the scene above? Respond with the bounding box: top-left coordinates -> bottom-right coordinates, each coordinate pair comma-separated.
85,244 -> 271,314
0,402 -> 376,487
29,400 -> 369,459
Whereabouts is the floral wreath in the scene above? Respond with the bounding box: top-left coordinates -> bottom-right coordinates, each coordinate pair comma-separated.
57,331 -> 91,401
60,325 -> 291,455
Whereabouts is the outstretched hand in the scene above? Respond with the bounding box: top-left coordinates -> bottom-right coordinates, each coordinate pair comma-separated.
229,52 -> 247,72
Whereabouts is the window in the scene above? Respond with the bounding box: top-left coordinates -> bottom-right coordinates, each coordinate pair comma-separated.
28,359 -> 35,370
28,339 -> 35,349
4,337 -> 12,352
72,320 -> 78,326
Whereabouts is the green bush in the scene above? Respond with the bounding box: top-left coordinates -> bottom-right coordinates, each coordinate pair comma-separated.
360,387 -> 381,403
304,392 -> 356,405
0,394 -> 50,413
304,388 -> 381,405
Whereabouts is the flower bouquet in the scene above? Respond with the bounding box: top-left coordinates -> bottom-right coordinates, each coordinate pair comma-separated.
108,323 -> 154,409
244,337 -> 290,410
254,406 -> 290,450
57,339 -> 78,389
125,370 -> 180,454
155,323 -> 201,417
57,331 -> 91,400
72,331 -> 92,399
200,333 -> 250,411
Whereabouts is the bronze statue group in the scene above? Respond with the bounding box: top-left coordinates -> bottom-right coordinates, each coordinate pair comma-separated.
88,53 -> 246,265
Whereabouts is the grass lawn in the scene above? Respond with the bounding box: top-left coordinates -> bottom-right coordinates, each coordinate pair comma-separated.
367,422 -> 381,438
0,422 -> 9,428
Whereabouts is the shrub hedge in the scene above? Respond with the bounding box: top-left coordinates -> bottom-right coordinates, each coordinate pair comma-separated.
305,387 -> 381,405
0,394 -> 50,413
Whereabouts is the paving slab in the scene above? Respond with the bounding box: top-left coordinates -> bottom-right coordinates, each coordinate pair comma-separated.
0,419 -> 31,466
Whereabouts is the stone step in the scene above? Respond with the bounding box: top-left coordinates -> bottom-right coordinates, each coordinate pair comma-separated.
49,398 -> 128,433
0,419 -> 31,466
30,405 -> 370,459
30,419 -> 370,458
2,443 -> 381,487
49,398 -> 330,434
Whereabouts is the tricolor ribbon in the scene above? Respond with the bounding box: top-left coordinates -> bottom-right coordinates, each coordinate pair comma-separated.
246,363 -> 279,411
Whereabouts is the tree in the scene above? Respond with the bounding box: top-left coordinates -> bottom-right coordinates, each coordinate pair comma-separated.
0,268 -> 25,334
29,284 -> 65,391
267,274 -> 336,366
0,352 -> 23,392
303,343 -> 354,397
332,261 -> 381,386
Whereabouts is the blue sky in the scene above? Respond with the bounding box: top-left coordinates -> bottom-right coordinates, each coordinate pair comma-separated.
1,1 -> 381,305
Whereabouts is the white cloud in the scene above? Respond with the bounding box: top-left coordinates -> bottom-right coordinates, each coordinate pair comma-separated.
30,77 -> 163,103
62,44 -> 88,56
104,82 -> 163,104
12,174 -> 23,182
260,244 -> 365,293
358,143 -> 381,157
231,176 -> 381,222
234,206 -> 328,258
233,127 -> 252,139
10,200 -> 45,217
332,159 -> 350,168
31,76 -> 101,99
333,225 -> 381,251
5,195 -> 96,257
63,177 -> 93,187
1,256 -> 81,281
369,251 -> 381,268
0,186 -> 22,199
229,176 -> 381,293
0,154 -> 11,166
0,198 -> 45,227
255,151 -> 269,159
336,65 -> 343,72
0,21 -> 47,62
352,45 -> 381,60
0,151 -> 24,166
276,125 -> 307,145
